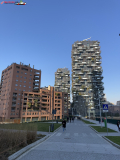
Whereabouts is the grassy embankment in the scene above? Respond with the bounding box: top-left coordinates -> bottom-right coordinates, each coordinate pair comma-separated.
0,122 -> 62,159
82,119 -> 95,124
105,136 -> 120,145
91,126 -> 117,132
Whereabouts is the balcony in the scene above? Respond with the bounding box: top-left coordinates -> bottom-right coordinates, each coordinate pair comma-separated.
13,94 -> 17,97
12,104 -> 16,107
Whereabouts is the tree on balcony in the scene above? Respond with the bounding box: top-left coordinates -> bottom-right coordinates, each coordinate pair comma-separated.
55,93 -> 59,96
27,102 -> 31,108
81,85 -> 85,89
81,69 -> 84,73
79,76 -> 81,80
91,58 -> 94,61
34,99 -> 38,107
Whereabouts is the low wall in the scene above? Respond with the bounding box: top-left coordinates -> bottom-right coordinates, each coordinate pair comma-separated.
96,118 -> 118,124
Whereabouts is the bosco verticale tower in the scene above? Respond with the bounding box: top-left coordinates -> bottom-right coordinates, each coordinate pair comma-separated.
71,38 -> 104,117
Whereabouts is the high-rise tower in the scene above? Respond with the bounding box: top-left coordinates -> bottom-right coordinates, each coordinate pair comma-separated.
71,39 -> 104,116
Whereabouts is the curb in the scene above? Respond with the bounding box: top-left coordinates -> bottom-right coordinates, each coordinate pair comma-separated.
8,134 -> 50,160
89,126 -> 99,134
8,126 -> 62,160
102,136 -> 120,149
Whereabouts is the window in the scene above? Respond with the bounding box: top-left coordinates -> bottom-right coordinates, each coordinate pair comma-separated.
30,74 -> 32,76
29,82 -> 31,84
24,81 -> 26,83
16,79 -> 18,82
16,66 -> 20,69
20,85 -> 21,87
16,75 -> 19,77
29,78 -> 32,80
21,68 -> 28,71
19,94 -> 21,95
23,86 -> 26,87
21,72 -> 23,74
18,98 -> 20,100
17,71 -> 19,73
18,103 -> 19,105
20,80 -> 22,82
25,73 -> 27,75
21,76 -> 22,78
30,70 -> 32,72
15,84 -> 18,86
15,88 -> 17,91
16,113 -> 18,115
24,77 -> 27,79
23,90 -> 25,91
17,108 -> 19,110
29,86 -> 31,88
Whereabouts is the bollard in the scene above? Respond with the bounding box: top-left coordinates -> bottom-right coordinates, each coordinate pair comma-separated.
49,125 -> 50,133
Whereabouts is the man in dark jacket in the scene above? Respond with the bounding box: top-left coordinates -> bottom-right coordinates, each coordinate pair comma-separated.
117,121 -> 119,131
62,119 -> 66,132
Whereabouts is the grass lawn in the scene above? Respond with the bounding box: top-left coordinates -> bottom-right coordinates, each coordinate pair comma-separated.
0,122 -> 62,132
82,119 -> 95,124
91,126 -> 117,132
105,136 -> 120,145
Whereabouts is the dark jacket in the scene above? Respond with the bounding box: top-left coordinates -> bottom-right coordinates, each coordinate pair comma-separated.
117,122 -> 119,127
62,120 -> 66,128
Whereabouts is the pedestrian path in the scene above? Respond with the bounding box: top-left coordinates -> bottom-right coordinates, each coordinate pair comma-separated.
16,119 -> 120,160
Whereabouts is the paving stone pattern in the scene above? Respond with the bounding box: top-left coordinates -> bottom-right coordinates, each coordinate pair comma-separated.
16,120 -> 120,160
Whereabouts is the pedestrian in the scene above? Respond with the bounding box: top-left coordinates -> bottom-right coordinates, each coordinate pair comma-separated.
72,117 -> 74,122
117,121 -> 120,131
62,119 -> 66,132
70,117 -> 71,123
67,117 -> 69,123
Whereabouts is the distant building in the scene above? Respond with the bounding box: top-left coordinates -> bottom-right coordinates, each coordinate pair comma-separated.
54,68 -> 70,109
116,101 -> 120,106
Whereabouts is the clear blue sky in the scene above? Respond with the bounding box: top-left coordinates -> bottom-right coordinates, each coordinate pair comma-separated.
0,0 -> 120,104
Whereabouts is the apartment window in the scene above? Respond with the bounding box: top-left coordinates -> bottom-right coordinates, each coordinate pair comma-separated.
29,86 -> 31,88
18,98 -> 20,100
21,76 -> 22,78
30,74 -> 32,76
23,86 -> 26,87
23,90 -> 25,91
20,80 -> 22,82
22,68 -> 28,71
29,78 -> 32,80
30,70 -> 32,72
25,73 -> 27,75
17,108 -> 19,110
21,72 -> 23,74
29,82 -> 31,84
15,84 -> 18,86
24,81 -> 26,83
20,85 -> 21,87
15,88 -> 17,91
16,66 -> 20,69
17,71 -> 19,73
16,113 -> 18,115
16,75 -> 19,77
24,77 -> 27,79
16,80 -> 18,82
19,94 -> 21,95
18,103 -> 19,105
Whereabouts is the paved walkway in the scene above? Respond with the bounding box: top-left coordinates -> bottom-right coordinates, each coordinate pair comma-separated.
16,119 -> 120,160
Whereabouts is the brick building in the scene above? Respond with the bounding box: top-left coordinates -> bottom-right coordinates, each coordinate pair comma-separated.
0,63 -> 68,122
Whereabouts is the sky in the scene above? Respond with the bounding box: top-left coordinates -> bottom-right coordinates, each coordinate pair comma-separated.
0,0 -> 120,104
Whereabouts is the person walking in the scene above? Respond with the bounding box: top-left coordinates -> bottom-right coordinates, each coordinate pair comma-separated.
70,117 -> 71,123
67,117 -> 69,123
117,121 -> 120,131
62,119 -> 66,132
72,117 -> 74,122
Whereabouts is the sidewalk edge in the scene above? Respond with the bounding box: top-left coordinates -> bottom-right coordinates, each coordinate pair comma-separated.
102,136 -> 120,149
